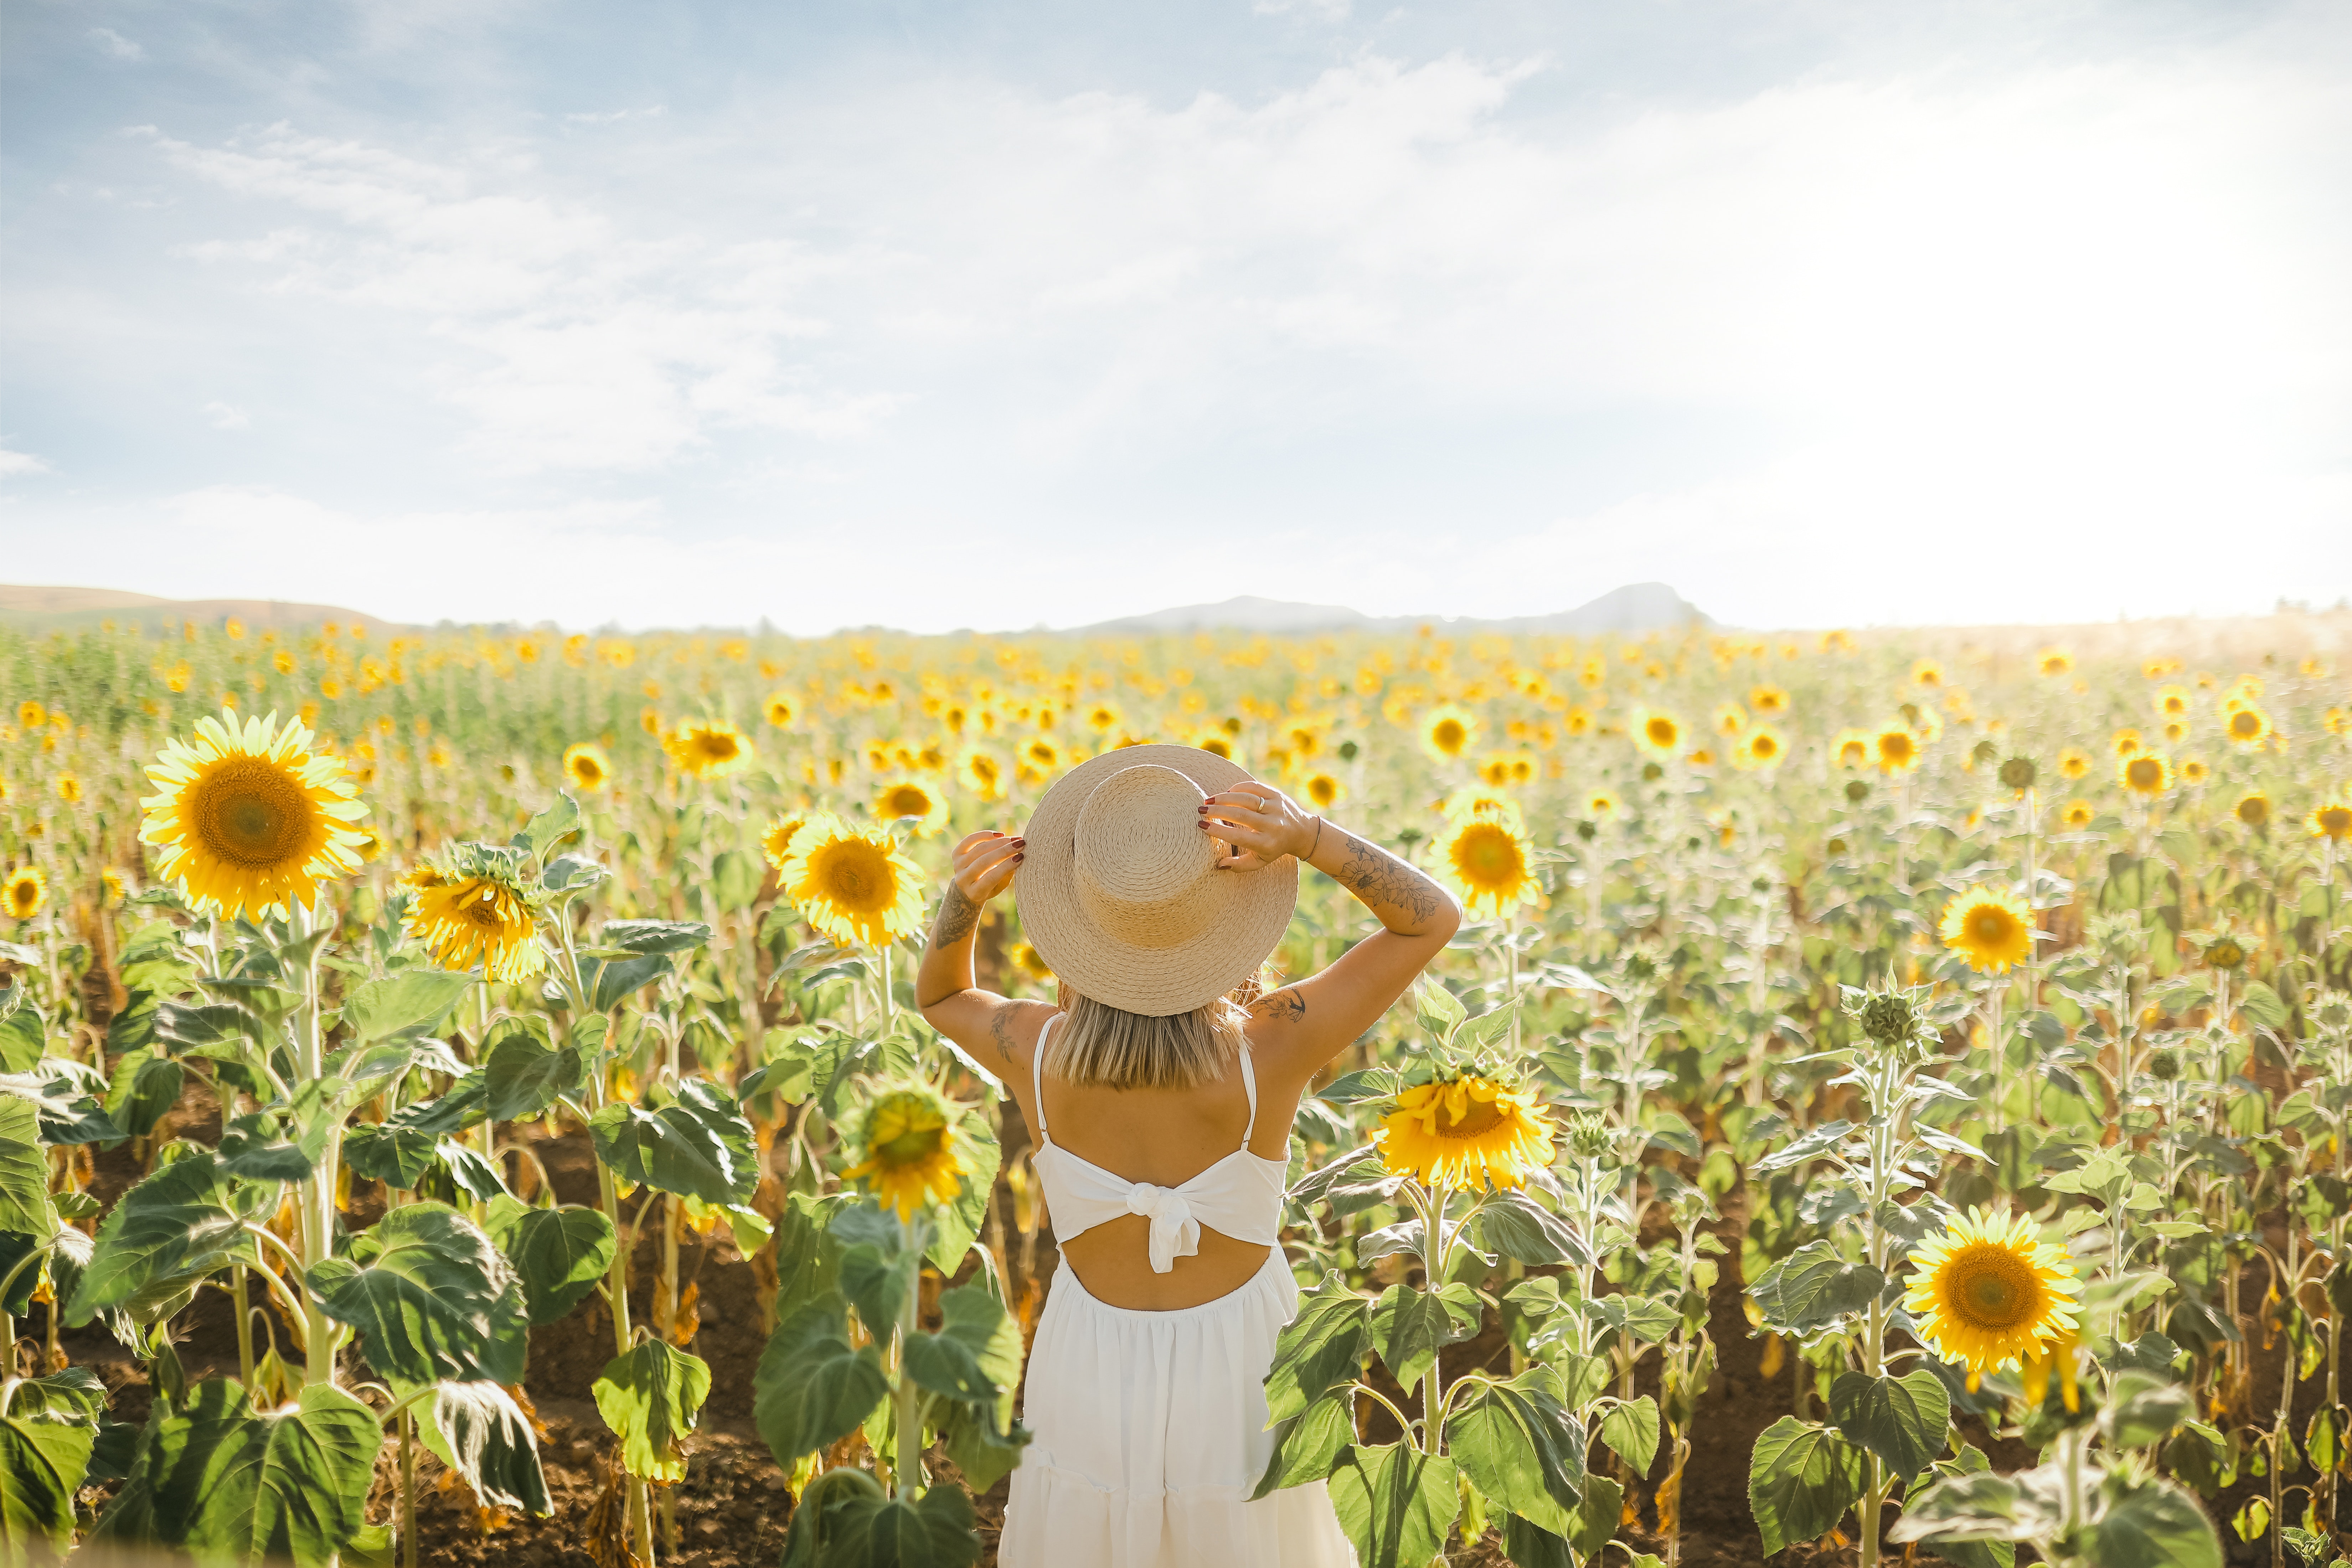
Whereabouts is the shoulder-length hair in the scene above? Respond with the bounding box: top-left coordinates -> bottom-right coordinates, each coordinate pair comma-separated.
1044,969 -> 1268,1089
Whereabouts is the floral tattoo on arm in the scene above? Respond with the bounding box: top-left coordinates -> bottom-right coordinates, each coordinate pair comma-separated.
929,883 -> 981,949
1331,828 -> 1445,931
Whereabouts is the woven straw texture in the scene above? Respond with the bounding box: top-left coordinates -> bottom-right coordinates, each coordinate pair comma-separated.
1013,744 -> 1298,1016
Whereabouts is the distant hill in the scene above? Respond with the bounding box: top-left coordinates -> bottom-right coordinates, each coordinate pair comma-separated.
1071,582 -> 1708,637
0,585 -> 404,637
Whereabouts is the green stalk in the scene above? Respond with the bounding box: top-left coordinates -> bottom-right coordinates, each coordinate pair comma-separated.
291,898 -> 341,1388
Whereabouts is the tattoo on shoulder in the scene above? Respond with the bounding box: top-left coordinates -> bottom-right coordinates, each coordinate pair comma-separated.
1253,987 -> 1307,1024
930,884 -> 980,947
1333,831 -> 1444,925
988,1004 -> 1017,1064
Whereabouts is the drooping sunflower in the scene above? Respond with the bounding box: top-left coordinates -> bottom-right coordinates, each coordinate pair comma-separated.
1874,726 -> 1919,775
1374,1074 -> 1555,1191
1832,729 -> 1871,770
1903,1208 -> 2081,1384
2060,799 -> 2096,829
2119,752 -> 2172,797
665,718 -> 753,782
1735,726 -> 1787,771
2313,801 -> 2352,843
1433,815 -> 1541,918
1632,709 -> 1683,762
843,1081 -> 973,1221
403,860 -> 546,981
1420,705 -> 1480,763
781,817 -> 928,947
762,813 -> 814,873
139,708 -> 369,920
874,778 -> 950,836
2224,704 -> 2271,750
4,867 -> 46,922
562,742 -> 612,794
1940,886 -> 2035,974
2234,792 -> 2270,829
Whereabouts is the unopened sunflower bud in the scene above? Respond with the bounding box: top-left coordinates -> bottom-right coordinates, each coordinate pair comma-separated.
1845,779 -> 1870,803
1859,991 -> 1917,1048
1565,1111 -> 1613,1161
2148,1049 -> 2183,1082
2204,937 -> 2246,971
1999,757 -> 2038,791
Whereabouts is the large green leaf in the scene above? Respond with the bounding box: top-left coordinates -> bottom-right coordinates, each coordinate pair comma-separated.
0,1061 -> 120,1146
1445,1370 -> 1585,1534
305,1202 -> 522,1386
341,968 -> 476,1043
1502,1512 -> 1579,1568
1327,1442 -> 1461,1568
794,1481 -> 980,1568
65,1154 -> 249,1324
514,793 -> 582,860
755,1294 -> 889,1467
1475,1190 -> 1589,1268
1568,1472 -> 1625,1559
107,1380 -> 382,1568
1367,1282 -> 1481,1388
0,1096 -> 56,1240
340,1121 -> 440,1189
1830,1369 -> 1949,1479
1264,1273 -> 1372,1422
102,1047 -> 185,1140
587,1078 -> 758,1206
483,1197 -> 616,1324
0,1002 -> 45,1074
939,1397 -> 1032,1495
593,1340 -> 710,1484
2089,1472 -> 2222,1568
0,1410 -> 95,1561
481,1017 -> 583,1123
772,1189 -> 845,1324
1599,1393 -> 1662,1476
1750,1241 -> 1885,1334
900,1284 -> 1021,1428
925,1109 -> 1000,1274
416,1381 -> 552,1517
1254,1388 -> 1357,1499
1749,1415 -> 1864,1556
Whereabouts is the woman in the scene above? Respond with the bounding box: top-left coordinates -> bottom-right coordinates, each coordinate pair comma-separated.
917,744 -> 1460,1568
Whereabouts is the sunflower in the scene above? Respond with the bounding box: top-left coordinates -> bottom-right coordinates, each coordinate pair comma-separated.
2060,799 -> 2096,829
4,867 -> 45,922
1302,772 -> 1346,811
1192,731 -> 1236,762
1083,702 -> 1124,735
1940,886 -> 2035,973
1010,942 -> 1054,984
1374,1074 -> 1555,1191
2058,749 -> 2091,780
54,774 -> 81,805
1832,729 -> 1871,770
1632,709 -> 1683,761
2112,729 -> 2144,758
1713,703 -> 1748,737
16,701 -> 43,731
1903,1209 -> 2081,1384
957,747 -> 1008,802
1874,726 -> 1919,775
2179,756 -> 2209,784
2224,704 -> 2271,749
1585,788 -> 1618,819
562,742 -> 612,794
404,863 -> 546,981
843,1082 -> 973,1221
2037,648 -> 2073,677
1420,705 -> 1480,763
1018,737 -> 1065,783
1749,685 -> 1790,716
2119,752 -> 2172,797
1735,726 -> 1787,771
2235,792 -> 2270,829
1912,660 -> 1944,687
782,818 -> 928,947
1440,785 -> 1525,833
139,708 -> 369,920
2155,685 -> 2190,719
762,813 -> 814,873
1433,815 -> 1541,918
2313,801 -> 2352,843
874,778 -> 949,836
665,719 -> 753,782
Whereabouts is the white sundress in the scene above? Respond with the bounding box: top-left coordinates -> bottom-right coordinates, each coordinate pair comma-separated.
996,1018 -> 1357,1568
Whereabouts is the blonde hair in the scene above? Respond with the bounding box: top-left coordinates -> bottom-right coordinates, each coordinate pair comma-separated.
1046,970 -> 1268,1090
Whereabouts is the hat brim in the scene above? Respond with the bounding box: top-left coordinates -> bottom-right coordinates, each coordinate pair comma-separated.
1012,744 -> 1297,1016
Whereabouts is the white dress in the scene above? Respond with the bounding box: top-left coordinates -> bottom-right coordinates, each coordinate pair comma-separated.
997,1021 -> 1357,1568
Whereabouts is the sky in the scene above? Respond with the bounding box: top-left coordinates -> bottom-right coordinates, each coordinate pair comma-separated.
3,0 -> 2349,634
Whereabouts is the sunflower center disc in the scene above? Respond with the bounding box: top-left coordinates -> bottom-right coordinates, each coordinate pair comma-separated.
879,1127 -> 945,1165
1951,1247 -> 2037,1328
195,759 -> 310,866
1970,912 -> 2009,942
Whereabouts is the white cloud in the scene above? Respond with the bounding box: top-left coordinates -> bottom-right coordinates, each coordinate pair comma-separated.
87,27 -> 143,61
203,402 -> 251,430
0,448 -> 53,477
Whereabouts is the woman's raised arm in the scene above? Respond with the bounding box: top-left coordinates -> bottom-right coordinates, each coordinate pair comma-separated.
915,830 -> 1051,1079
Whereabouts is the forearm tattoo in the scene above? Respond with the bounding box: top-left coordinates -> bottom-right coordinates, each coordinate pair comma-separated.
929,884 -> 980,948
1331,828 -> 1445,930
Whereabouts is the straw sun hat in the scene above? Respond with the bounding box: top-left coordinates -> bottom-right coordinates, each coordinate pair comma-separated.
1013,744 -> 1298,1016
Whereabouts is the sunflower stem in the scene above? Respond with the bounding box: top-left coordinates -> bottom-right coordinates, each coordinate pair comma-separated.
291,896 -> 342,1389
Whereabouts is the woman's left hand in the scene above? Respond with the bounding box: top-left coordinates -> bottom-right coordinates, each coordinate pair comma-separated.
1198,781 -> 1316,872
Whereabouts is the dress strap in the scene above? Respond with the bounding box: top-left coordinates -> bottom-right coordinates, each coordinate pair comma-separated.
1031,1013 -> 1060,1146
1237,1041 -> 1259,1151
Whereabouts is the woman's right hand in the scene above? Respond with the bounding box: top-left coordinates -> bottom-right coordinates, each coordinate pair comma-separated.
950,829 -> 1025,903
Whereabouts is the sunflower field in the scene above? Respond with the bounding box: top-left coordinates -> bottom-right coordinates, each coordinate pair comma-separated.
2,611 -> 2351,1568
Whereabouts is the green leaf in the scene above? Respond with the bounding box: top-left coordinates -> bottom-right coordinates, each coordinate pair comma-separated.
1254,1388 -> 1357,1499
1415,981 -> 1469,1043
1748,1415 -> 1864,1556
341,1122 -> 440,1189
1749,1240 -> 1884,1334
938,1397 -> 1032,1495
799,1482 -> 980,1568
2101,1372 -> 2194,1449
1600,1394 -> 1662,1476
1502,1512 -> 1580,1568
305,1202 -> 524,1387
108,1381 -> 383,1568
1327,1443 -> 1461,1568
1475,1190 -> 1589,1268
772,1190 -> 845,1323
587,1079 -> 758,1206
481,1017 -> 583,1123
0,1408 -> 95,1559
102,1047 -> 186,1140
1368,1282 -> 1481,1389
483,1198 -> 616,1325
926,1110 -> 1001,1275
0,1095 -> 54,1240
1446,1371 -> 1585,1534
2238,981 -> 2289,1032
0,1061 -> 122,1146
902,1284 -> 1021,1430
1264,1273 -> 1373,1422
754,1294 -> 890,1468
416,1381 -> 552,1518
515,793 -> 582,860
1568,1471 -> 1625,1559
598,920 -> 714,956
1830,1369 -> 1949,1479
0,1003 -> 45,1074
592,1340 -> 710,1484
2090,1472 -> 2222,1568
840,1242 -> 918,1344
342,968 -> 476,1043
66,1154 -> 249,1324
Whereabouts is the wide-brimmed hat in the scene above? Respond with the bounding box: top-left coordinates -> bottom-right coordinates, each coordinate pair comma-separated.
1013,744 -> 1298,1016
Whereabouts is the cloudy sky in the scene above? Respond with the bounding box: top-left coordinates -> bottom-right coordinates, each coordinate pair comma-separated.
4,0 -> 2347,633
